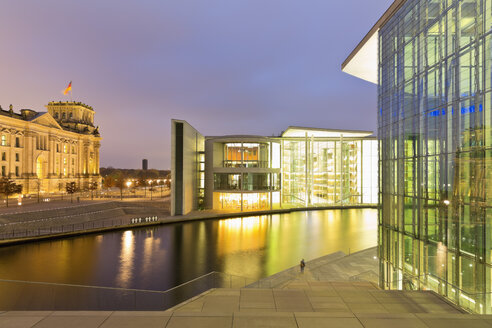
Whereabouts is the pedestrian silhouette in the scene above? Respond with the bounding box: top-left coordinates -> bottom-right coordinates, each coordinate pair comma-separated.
300,259 -> 305,273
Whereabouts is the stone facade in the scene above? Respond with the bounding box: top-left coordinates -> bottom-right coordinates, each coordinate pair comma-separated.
0,101 -> 101,194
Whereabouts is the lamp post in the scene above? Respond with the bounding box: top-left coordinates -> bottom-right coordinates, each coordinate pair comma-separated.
157,179 -> 162,198
126,181 -> 132,199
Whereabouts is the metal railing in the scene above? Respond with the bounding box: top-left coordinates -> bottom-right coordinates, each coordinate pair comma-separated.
0,271 -> 259,310
0,215 -> 161,241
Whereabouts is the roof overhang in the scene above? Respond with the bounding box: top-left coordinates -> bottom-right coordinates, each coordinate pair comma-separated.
341,0 -> 408,84
282,126 -> 373,138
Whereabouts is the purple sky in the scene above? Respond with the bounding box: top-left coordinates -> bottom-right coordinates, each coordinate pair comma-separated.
0,0 -> 392,169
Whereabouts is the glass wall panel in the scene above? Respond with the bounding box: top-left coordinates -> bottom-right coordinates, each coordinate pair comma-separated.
378,0 -> 492,314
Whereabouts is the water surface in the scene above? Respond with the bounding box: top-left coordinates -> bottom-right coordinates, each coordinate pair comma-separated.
0,208 -> 377,291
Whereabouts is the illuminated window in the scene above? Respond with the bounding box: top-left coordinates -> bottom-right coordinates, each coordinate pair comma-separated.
63,158 -> 67,165
1,135 -> 6,146
63,167 -> 67,176
63,145 -> 67,153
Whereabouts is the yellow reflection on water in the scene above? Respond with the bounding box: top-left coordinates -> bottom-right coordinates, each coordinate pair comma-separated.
116,230 -> 135,288
142,231 -> 154,275
216,209 -> 378,278
217,216 -> 268,276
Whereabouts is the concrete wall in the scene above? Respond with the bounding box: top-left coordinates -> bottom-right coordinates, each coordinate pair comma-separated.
171,120 -> 204,216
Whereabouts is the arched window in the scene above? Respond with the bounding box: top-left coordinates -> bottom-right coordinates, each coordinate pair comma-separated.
62,112 -> 66,119
54,112 -> 59,119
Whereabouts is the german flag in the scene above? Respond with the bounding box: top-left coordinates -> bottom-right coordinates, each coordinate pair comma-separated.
63,81 -> 72,95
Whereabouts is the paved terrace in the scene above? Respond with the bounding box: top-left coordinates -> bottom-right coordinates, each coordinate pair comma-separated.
0,283 -> 483,328
0,247 -> 489,327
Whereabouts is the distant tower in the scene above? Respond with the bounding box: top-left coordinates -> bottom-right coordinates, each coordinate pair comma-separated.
142,159 -> 148,170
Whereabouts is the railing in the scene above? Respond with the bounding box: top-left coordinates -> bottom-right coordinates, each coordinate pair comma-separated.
223,160 -> 269,168
0,271 -> 259,310
0,215 -> 161,241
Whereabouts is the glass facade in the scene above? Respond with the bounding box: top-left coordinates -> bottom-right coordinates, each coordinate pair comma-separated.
282,138 -> 377,206
378,0 -> 492,313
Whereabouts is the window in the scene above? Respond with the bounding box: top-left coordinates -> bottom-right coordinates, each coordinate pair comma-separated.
15,153 -> 19,162
15,166 -> 19,177
71,168 -> 74,175
1,166 -> 5,177
63,145 -> 67,153
15,137 -> 20,148
1,152 -> 5,161
63,158 -> 67,165
1,135 -> 6,146
72,146 -> 75,154
54,112 -> 58,119
56,144 -> 60,152
62,112 -> 66,119
214,173 -> 242,190
69,113 -> 73,119
63,167 -> 67,176
71,158 -> 75,165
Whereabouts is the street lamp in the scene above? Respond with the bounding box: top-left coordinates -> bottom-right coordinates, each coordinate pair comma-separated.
126,181 -> 132,198
148,180 -> 153,200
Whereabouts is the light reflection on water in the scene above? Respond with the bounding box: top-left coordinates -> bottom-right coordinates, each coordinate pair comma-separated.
0,209 -> 377,291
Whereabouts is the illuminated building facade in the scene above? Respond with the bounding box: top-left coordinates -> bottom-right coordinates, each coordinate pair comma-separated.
171,120 -> 378,216
344,0 -> 492,313
0,102 -> 101,194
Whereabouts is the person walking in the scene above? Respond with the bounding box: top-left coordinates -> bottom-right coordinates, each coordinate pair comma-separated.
300,259 -> 305,273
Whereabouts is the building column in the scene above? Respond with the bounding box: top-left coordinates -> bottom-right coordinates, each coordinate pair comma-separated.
94,141 -> 101,175
48,136 -> 56,177
83,141 -> 90,177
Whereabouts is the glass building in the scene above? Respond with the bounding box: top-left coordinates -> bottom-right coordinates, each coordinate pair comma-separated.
344,0 -> 492,313
171,121 -> 378,215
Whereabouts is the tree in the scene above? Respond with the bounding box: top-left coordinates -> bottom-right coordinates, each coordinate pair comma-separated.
0,177 -> 22,207
88,181 -> 98,200
103,175 -> 115,189
113,172 -> 128,200
66,181 -> 78,203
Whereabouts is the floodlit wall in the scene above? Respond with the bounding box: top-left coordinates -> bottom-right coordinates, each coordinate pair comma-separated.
171,120 -> 204,216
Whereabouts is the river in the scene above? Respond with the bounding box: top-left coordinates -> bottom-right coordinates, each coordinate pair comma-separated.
0,208 -> 377,293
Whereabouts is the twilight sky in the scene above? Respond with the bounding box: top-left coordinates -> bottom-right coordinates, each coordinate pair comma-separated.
0,0 -> 392,170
